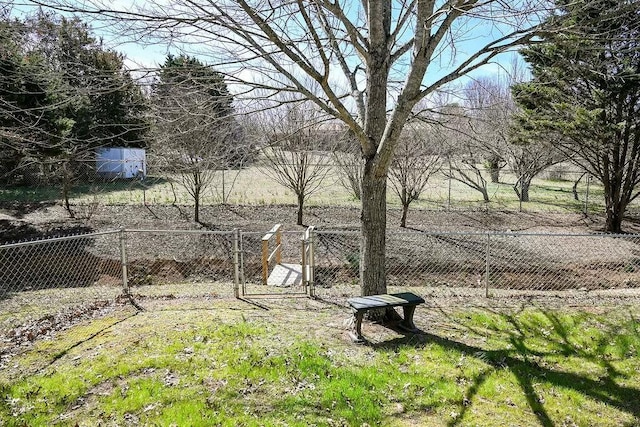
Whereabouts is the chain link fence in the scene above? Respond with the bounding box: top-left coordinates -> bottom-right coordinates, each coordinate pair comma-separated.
311,231 -> 640,298
0,231 -> 124,359
2,228 -> 640,358
121,229 -> 239,308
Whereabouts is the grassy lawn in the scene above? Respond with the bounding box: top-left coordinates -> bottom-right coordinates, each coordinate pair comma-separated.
1,296 -> 638,426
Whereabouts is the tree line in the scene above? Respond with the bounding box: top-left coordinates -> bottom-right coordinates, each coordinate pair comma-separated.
0,9 -> 147,214
0,9 -> 252,220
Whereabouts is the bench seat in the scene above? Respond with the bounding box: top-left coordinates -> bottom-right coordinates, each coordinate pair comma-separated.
347,292 -> 425,343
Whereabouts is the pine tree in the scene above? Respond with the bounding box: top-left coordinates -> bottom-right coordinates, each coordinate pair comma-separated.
151,55 -> 245,222
513,0 -> 640,232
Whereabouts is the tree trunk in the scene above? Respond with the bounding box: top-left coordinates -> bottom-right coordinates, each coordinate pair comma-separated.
193,171 -> 202,223
62,184 -> 74,218
490,168 -> 500,183
572,172 -> 586,201
481,187 -> 490,203
399,187 -> 409,227
514,177 -> 531,202
400,202 -> 409,228
296,193 -> 304,226
488,159 -> 501,183
605,209 -> 624,233
61,162 -> 75,218
521,180 -> 530,202
605,195 -> 625,233
359,0 -> 392,309
360,162 -> 387,298
194,187 -> 200,223
169,179 -> 179,206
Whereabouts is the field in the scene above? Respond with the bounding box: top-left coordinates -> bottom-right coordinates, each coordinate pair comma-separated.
3,162 -> 636,245
0,162 -> 616,217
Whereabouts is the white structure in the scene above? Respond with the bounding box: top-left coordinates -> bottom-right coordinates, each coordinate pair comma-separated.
95,147 -> 146,179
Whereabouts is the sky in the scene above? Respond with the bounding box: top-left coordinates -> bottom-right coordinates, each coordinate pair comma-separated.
9,0 -> 535,102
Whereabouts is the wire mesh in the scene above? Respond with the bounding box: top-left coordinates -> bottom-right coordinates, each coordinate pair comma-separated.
123,230 -> 237,303
0,231 -> 123,355
313,230 -> 360,288
310,230 -> 640,299
486,232 -> 640,291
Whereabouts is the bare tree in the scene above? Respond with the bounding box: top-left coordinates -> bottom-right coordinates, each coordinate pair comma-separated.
445,155 -> 491,203
333,132 -> 363,201
36,0 -> 550,300
496,65 -> 564,202
437,103 -> 492,203
257,101 -> 333,226
389,124 -> 442,227
464,77 -> 510,183
508,143 -> 561,202
151,56 -> 240,222
151,104 -> 237,223
463,62 -> 564,203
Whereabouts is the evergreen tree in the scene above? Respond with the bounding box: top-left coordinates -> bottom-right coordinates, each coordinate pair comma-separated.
156,55 -> 233,116
513,0 -> 640,232
0,14 -> 57,178
24,11 -> 148,152
0,10 -> 148,189
151,54 -> 246,222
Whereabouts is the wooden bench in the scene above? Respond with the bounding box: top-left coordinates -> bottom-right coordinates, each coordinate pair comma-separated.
347,292 -> 425,343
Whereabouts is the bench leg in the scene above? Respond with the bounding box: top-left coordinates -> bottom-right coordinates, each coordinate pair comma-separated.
349,311 -> 366,343
399,305 -> 419,332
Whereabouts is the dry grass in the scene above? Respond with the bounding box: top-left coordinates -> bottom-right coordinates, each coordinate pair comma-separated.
38,161 -> 611,214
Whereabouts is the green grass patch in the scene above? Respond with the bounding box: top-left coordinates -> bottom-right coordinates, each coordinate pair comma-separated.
1,305 -> 639,426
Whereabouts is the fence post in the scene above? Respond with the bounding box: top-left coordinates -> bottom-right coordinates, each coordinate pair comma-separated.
447,171 -> 452,211
301,232 -> 307,293
119,228 -> 129,295
485,232 -> 491,298
233,229 -> 240,298
261,237 -> 268,285
239,231 -> 246,296
308,227 -> 315,298
275,226 -> 282,264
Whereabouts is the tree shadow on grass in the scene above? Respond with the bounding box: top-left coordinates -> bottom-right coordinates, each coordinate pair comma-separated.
370,307 -> 640,426
0,308 -> 140,387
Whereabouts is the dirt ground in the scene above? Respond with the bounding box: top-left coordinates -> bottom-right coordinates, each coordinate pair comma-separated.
2,201 -> 638,243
